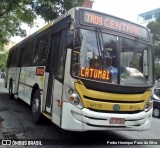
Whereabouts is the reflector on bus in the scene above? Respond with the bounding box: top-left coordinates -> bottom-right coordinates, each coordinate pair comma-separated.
36,67 -> 44,76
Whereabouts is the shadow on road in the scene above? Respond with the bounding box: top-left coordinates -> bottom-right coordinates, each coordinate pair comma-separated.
0,93 -> 135,146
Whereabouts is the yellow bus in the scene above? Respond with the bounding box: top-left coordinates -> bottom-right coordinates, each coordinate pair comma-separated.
5,7 -> 154,131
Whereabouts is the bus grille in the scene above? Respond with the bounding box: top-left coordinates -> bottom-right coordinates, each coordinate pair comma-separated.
83,95 -> 144,103
87,108 -> 142,114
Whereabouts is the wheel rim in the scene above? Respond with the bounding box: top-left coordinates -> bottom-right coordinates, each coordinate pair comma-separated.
32,97 -> 39,113
153,109 -> 159,117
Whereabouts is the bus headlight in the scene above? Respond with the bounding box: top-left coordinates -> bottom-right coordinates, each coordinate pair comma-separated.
144,97 -> 153,112
66,87 -> 83,109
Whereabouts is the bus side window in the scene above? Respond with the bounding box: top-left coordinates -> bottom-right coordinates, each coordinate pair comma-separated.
6,53 -> 10,68
33,34 -> 49,66
56,29 -> 68,80
15,48 -> 20,66
10,48 -> 17,67
19,47 -> 26,67
7,50 -> 12,67
24,40 -> 35,66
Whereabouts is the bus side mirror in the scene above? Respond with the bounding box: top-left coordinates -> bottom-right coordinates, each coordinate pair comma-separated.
66,30 -> 74,49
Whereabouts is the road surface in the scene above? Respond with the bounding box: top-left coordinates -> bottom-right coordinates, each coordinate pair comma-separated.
0,78 -> 160,147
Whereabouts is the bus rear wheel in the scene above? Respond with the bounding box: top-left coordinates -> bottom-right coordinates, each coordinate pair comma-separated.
31,89 -> 42,124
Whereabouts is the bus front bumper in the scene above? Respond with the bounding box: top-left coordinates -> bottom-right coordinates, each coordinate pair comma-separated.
61,102 -> 152,131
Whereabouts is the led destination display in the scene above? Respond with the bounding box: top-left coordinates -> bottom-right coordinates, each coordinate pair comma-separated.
80,68 -> 110,80
82,10 -> 149,39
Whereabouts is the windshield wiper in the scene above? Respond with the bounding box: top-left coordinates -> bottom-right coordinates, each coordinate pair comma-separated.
99,27 -> 105,58
95,26 -> 107,60
95,26 -> 102,58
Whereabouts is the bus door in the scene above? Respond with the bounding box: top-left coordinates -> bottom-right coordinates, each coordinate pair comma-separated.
45,33 -> 60,114
17,47 -> 25,84
45,28 -> 67,126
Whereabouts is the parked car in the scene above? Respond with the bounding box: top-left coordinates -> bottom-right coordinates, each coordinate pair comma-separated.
152,88 -> 160,118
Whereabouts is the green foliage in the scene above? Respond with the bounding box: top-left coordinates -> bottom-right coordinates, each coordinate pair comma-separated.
154,43 -> 160,58
0,0 -> 84,51
0,52 -> 8,71
147,15 -> 160,44
0,0 -> 36,51
147,15 -> 160,78
155,64 -> 160,78
31,0 -> 84,22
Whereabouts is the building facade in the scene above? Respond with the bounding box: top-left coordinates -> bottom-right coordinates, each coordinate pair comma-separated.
137,8 -> 160,26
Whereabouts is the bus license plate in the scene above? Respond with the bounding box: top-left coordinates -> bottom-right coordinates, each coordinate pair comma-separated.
109,117 -> 125,124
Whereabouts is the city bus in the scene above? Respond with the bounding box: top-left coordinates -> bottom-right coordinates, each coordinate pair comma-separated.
5,7 -> 154,131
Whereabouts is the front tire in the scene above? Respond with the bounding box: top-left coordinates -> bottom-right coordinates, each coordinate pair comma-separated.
153,108 -> 160,118
31,89 -> 42,124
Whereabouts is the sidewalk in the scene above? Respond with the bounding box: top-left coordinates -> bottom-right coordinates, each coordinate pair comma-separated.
0,78 -> 8,139
0,78 -> 8,93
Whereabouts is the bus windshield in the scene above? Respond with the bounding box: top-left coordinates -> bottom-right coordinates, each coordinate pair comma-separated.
71,28 -> 153,87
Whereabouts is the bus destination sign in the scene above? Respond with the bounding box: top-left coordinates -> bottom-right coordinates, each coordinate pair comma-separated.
82,10 -> 149,39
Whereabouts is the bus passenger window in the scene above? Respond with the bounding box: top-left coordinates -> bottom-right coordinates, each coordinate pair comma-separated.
33,47 -> 48,63
56,30 -> 68,80
24,40 -> 35,66
33,35 -> 49,66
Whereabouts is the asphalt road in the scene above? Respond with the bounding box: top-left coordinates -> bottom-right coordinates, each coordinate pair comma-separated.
0,78 -> 160,147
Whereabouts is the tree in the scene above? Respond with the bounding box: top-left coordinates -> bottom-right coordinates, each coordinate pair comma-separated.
0,52 -> 8,71
147,15 -> 160,78
0,0 -> 36,51
147,15 -> 160,58
31,0 -> 84,22
0,0 -> 84,51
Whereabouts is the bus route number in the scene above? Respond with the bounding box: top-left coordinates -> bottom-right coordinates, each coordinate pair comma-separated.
90,103 -> 102,108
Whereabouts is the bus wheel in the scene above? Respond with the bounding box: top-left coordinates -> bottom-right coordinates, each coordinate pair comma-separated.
9,80 -> 13,99
31,89 -> 42,124
153,108 -> 160,118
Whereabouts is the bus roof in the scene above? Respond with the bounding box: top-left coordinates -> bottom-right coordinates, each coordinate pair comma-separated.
77,7 -> 149,30
11,7 -> 150,50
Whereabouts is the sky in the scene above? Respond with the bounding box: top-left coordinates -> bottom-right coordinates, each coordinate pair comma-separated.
93,0 -> 160,22
11,0 -> 160,43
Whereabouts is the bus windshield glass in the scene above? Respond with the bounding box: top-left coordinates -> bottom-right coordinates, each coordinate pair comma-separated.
71,28 -> 153,87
